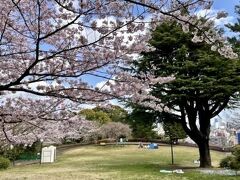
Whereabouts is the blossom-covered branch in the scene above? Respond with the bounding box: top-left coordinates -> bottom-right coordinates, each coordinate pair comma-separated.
0,0 -> 236,144
0,98 -> 97,145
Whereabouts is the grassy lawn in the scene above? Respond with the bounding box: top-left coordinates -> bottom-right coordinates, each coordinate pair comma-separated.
0,144 -> 238,180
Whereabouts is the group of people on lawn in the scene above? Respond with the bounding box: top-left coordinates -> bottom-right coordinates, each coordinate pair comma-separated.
138,142 -> 158,149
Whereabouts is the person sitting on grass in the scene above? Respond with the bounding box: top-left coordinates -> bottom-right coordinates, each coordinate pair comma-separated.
138,142 -> 143,148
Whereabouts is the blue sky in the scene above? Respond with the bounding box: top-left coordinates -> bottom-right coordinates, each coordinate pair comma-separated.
207,0 -> 239,122
77,1 -> 240,118
90,1 -> 240,116
87,1 -> 240,88
213,0 -> 238,16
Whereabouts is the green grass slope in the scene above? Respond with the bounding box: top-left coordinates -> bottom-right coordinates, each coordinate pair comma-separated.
0,145 -> 237,180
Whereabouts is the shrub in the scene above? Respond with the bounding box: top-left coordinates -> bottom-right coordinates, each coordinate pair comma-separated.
220,156 -> 234,168
232,145 -> 240,161
230,159 -> 240,170
220,145 -> 240,170
0,156 -> 10,169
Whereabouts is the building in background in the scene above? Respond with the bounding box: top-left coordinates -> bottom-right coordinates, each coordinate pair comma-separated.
209,119 -> 238,148
153,123 -> 165,136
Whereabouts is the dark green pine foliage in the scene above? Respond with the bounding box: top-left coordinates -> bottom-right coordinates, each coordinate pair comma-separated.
160,112 -> 187,143
134,21 -> 240,167
227,5 -> 240,55
127,107 -> 157,140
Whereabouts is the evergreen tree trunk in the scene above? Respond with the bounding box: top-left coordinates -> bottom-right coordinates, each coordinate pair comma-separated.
197,138 -> 212,168
180,106 -> 212,168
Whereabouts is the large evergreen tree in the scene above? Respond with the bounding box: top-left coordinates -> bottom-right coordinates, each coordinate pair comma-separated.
160,112 -> 187,143
79,105 -> 128,124
227,5 -> 240,55
93,105 -> 128,123
134,21 -> 240,167
127,107 -> 157,139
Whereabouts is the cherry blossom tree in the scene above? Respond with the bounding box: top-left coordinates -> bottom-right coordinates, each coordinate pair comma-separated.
0,0 -> 236,146
1,0 -> 221,100
0,98 -> 97,146
98,122 -> 132,140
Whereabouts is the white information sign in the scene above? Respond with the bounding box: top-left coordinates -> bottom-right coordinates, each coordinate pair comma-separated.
41,146 -> 56,163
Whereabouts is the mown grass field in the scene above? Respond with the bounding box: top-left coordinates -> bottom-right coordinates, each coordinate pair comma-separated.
0,144 -> 238,180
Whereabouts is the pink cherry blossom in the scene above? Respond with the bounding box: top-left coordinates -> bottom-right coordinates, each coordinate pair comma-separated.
0,0 -> 237,145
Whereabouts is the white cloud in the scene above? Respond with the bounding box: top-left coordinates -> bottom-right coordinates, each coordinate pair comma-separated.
1,81 -> 56,101
78,103 -> 96,109
196,9 -> 235,27
95,77 -> 116,91
214,16 -> 235,26
95,80 -> 109,91
196,9 -> 218,18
